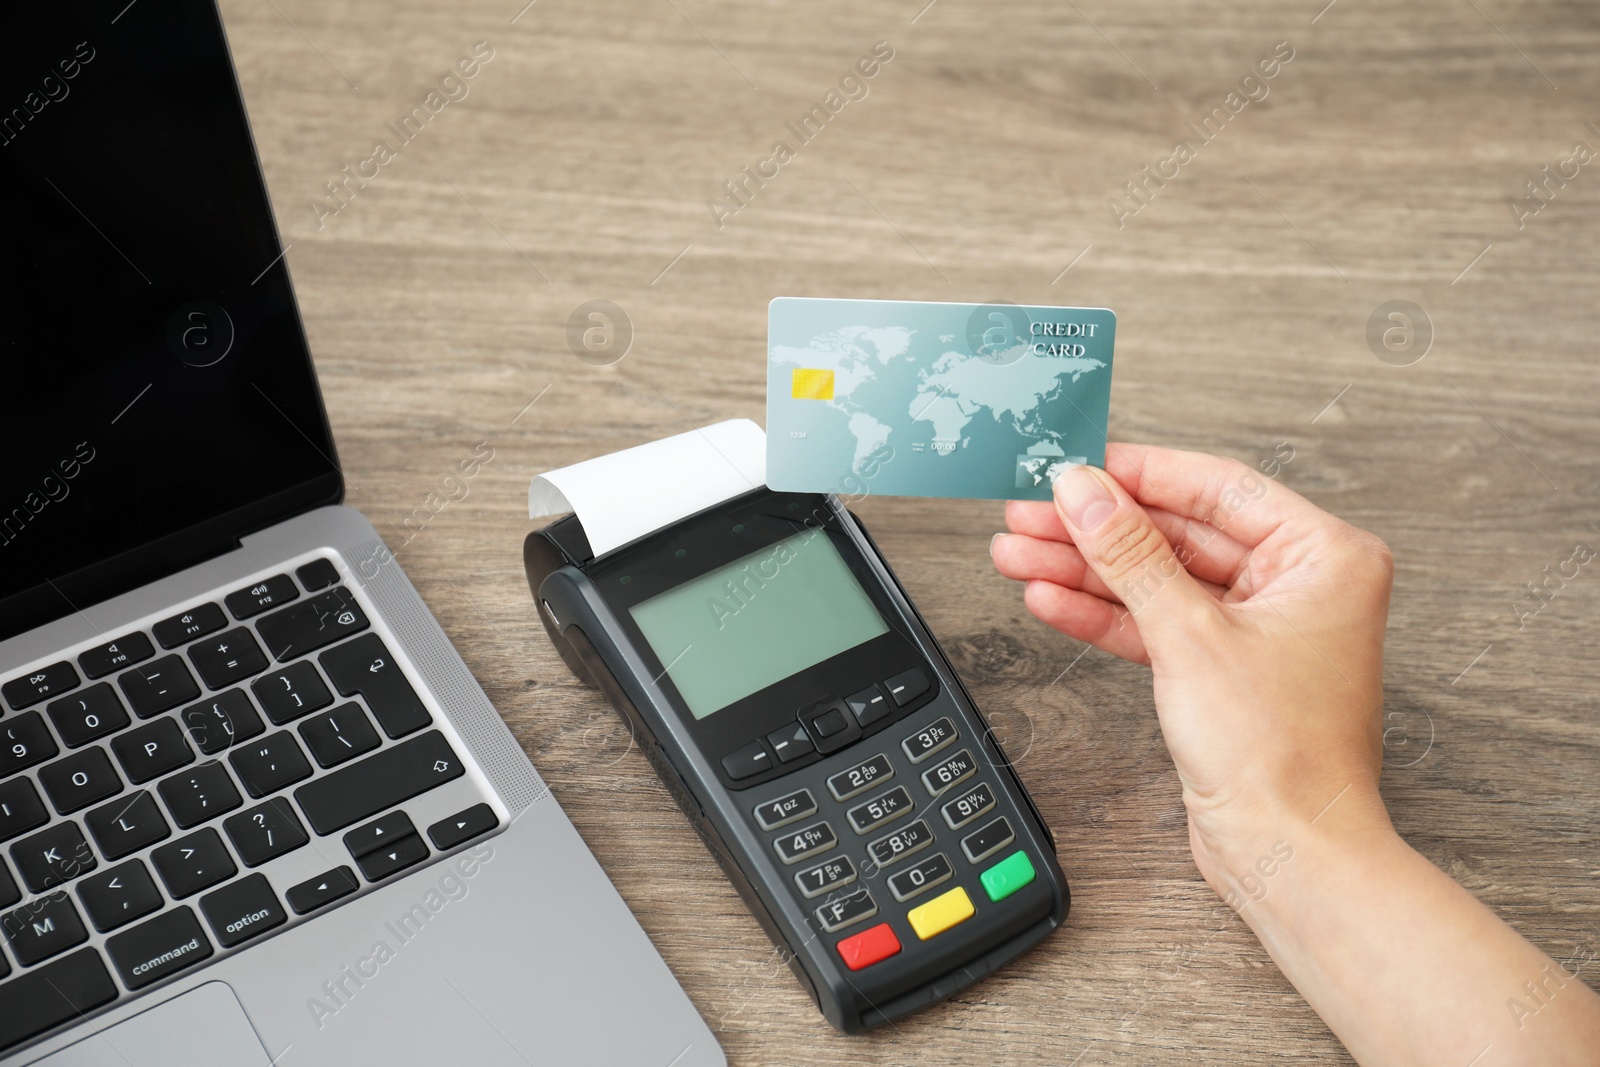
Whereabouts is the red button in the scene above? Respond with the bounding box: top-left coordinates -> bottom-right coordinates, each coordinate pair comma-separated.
836,922 -> 902,971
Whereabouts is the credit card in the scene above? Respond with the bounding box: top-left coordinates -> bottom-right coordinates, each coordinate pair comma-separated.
766,297 -> 1115,501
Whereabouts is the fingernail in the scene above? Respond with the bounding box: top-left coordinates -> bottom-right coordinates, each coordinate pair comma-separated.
990,532 -> 1004,557
1053,464 -> 1115,530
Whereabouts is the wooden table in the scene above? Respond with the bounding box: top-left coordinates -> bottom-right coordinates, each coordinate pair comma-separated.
221,0 -> 1600,1060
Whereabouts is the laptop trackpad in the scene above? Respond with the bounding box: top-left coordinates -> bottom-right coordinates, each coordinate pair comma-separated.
35,983 -> 272,1067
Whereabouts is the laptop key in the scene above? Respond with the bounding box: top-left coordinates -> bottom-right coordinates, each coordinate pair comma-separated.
188,627 -> 269,691
2,891 -> 88,965
105,905 -> 213,990
201,872 -> 286,947
252,660 -> 333,725
48,683 -> 131,748
356,834 -> 429,881
39,748 -> 123,814
11,822 -> 96,892
224,798 -> 308,867
256,588 -> 369,662
118,655 -> 201,718
229,731 -> 312,797
113,717 -> 195,783
77,859 -> 164,932
300,702 -> 380,768
286,866 -> 359,914
428,803 -> 499,850
294,729 -> 464,835
0,861 -> 16,909
79,632 -> 155,680
84,791 -> 171,860
0,712 -> 58,777
296,558 -> 340,591
2,661 -> 79,711
151,828 -> 236,898
158,761 -> 243,828
225,574 -> 299,620
0,778 -> 49,844
180,688 -> 265,754
0,948 -> 118,1053
152,602 -> 226,649
320,634 -> 431,738
343,810 -> 415,858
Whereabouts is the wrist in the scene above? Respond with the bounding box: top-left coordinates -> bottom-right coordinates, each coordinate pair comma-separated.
1187,779 -> 1395,913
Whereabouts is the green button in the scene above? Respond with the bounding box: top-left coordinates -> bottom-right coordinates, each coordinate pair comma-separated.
980,850 -> 1035,902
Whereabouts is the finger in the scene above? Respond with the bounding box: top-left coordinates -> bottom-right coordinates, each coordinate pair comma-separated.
1023,580 -> 1149,665
1006,498 -> 1251,589
1104,442 -> 1328,549
993,533 -> 1228,602
1053,464 -> 1216,646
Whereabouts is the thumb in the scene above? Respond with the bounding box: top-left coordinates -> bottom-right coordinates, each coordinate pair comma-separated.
1053,464 -> 1211,638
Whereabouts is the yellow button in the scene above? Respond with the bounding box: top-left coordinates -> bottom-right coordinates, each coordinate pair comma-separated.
906,886 -> 975,940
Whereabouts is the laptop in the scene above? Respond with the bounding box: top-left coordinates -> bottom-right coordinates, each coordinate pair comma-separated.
0,2 -> 723,1064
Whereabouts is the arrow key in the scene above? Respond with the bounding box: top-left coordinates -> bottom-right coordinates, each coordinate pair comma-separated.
427,803 -> 498,850
355,833 -> 428,882
343,810 -> 417,859
286,865 -> 359,915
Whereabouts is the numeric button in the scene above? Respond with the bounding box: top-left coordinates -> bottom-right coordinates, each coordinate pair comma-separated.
773,821 -> 836,865
793,854 -> 856,899
887,852 -> 954,902
866,818 -> 934,868
827,753 -> 893,801
752,789 -> 815,831
846,786 -> 915,835
252,661 -> 332,725
0,712 -> 58,777
47,683 -> 130,748
901,717 -> 957,764
940,782 -> 996,830
920,748 -> 977,797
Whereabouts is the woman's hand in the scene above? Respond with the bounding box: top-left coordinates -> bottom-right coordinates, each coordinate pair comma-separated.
992,444 -> 1395,889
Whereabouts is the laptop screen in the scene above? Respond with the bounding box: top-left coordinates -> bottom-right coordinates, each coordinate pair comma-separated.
0,0 -> 340,639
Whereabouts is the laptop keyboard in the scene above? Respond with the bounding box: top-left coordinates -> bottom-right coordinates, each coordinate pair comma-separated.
0,559 -> 500,1055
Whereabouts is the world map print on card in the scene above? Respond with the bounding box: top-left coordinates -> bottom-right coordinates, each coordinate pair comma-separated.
766,298 -> 1115,501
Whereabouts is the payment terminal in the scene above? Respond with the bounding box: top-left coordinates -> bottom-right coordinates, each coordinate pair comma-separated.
522,427 -> 1069,1033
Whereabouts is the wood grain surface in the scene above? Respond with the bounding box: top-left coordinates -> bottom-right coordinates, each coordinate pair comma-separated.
218,0 -> 1600,1061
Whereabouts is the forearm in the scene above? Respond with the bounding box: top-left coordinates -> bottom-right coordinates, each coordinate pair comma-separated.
1231,807 -> 1600,1066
